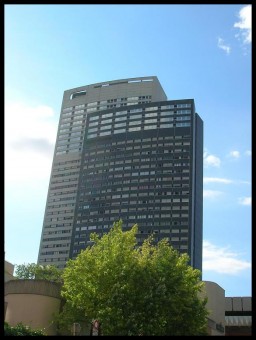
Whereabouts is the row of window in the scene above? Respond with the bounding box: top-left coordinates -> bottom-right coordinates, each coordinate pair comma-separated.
88,109 -> 191,125
84,158 -> 190,169
87,123 -> 190,139
52,171 -> 79,178
39,258 -> 68,264
76,213 -> 189,224
47,204 -> 75,210
87,117 -> 190,134
80,207 -> 189,215
41,250 -> 69,255
62,97 -> 153,115
84,155 -> 190,167
42,243 -> 70,248
43,236 -> 71,242
56,149 -> 81,155
43,222 -> 73,229
80,197 -> 189,208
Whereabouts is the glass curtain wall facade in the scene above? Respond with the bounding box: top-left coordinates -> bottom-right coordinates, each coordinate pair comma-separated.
37,76 -> 203,272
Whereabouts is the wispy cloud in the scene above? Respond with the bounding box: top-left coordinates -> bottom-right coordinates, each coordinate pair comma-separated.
5,102 -> 57,182
217,37 -> 231,55
245,150 -> 251,157
203,150 -> 221,168
229,150 -> 240,159
10,137 -> 54,156
203,177 -> 233,184
203,190 -> 223,199
203,240 -> 251,274
238,196 -> 251,206
239,180 -> 251,185
234,5 -> 252,44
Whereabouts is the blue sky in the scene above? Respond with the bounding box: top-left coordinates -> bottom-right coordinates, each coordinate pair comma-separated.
5,4 -> 251,297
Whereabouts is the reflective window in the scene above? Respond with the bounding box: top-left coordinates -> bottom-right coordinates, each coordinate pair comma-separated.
75,104 -> 85,109
114,122 -> 126,128
87,107 -> 97,113
160,111 -> 174,116
72,120 -> 83,125
115,110 -> 127,116
87,133 -> 97,139
113,129 -> 126,134
100,125 -> 112,130
89,115 -> 99,121
102,112 -> 113,119
101,119 -> 112,125
129,114 -> 142,120
129,120 -> 141,126
63,107 -> 73,112
161,105 -> 175,109
115,116 -> 127,122
88,127 -> 98,133
160,117 -> 173,122
144,119 -> 157,124
144,125 -> 157,130
73,114 -> 84,120
145,112 -> 157,118
129,126 -> 141,132
87,101 -> 98,107
130,108 -> 142,113
176,122 -> 190,127
88,121 -> 98,127
127,96 -> 139,101
145,106 -> 158,111
99,131 -> 111,136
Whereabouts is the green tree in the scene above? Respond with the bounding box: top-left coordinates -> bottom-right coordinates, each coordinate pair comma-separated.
59,220 -> 208,335
14,263 -> 63,283
4,322 -> 46,336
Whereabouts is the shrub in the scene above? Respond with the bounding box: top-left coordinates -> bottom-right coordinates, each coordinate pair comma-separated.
4,322 -> 46,336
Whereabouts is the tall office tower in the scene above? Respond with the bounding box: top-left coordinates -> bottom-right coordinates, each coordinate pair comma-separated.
38,76 -> 203,272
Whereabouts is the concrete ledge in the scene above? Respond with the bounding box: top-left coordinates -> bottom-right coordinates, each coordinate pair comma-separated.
5,280 -> 62,299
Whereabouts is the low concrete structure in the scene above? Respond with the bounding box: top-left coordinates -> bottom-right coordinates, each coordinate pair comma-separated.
5,279 -> 62,335
5,260 -> 15,282
225,296 -> 251,336
200,281 -> 225,336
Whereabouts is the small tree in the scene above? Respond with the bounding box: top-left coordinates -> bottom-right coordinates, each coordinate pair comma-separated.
14,263 -> 63,283
59,220 -> 208,335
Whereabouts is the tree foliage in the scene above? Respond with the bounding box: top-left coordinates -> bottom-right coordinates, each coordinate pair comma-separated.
60,220 -> 208,335
4,322 -> 46,336
14,263 -> 63,283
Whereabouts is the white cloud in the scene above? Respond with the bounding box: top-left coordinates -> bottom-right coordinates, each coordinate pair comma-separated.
234,5 -> 252,44
217,37 -> 231,55
203,177 -> 233,184
238,196 -> 251,206
203,151 -> 221,168
229,150 -> 240,159
5,102 -> 58,182
203,190 -> 223,199
245,150 -> 251,156
203,240 -> 251,274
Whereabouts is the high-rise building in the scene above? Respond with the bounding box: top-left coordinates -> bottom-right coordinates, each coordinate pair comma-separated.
38,76 -> 203,272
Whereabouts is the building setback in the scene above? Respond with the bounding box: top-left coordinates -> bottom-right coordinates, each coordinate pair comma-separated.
37,76 -> 203,272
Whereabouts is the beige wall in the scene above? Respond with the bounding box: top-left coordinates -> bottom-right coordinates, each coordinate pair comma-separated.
5,260 -> 15,282
200,281 -> 225,336
5,280 -> 62,335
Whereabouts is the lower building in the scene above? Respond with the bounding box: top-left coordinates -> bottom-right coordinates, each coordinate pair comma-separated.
5,260 -> 15,282
5,280 -> 62,336
225,296 -> 252,336
200,281 -> 225,336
